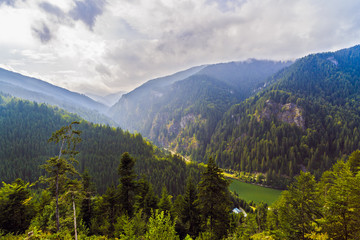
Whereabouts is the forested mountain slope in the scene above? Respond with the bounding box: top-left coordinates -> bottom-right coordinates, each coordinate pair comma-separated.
0,68 -> 113,125
109,60 -> 290,160
206,45 -> 360,184
0,93 -> 200,194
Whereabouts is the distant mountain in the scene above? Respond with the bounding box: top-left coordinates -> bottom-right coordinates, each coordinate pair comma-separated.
109,60 -> 291,159
86,91 -> 126,107
206,45 -> 360,186
0,68 -> 114,125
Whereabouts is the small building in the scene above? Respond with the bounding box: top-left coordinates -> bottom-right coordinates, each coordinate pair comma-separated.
232,207 -> 247,217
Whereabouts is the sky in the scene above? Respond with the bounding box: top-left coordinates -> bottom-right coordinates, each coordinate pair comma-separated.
1,0 -> 360,96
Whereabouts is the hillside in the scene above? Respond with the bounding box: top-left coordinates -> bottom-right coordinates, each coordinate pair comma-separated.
0,68 -> 114,125
0,93 -> 200,195
206,45 -> 360,185
109,60 -> 291,160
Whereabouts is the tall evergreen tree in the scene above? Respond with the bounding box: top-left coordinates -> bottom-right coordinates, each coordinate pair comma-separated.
180,177 -> 201,237
118,152 -> 137,217
158,186 -> 172,214
102,185 -> 119,236
278,171 -> 323,239
41,121 -> 81,232
80,170 -> 95,232
321,160 -> 360,239
197,158 -> 231,239
135,175 -> 158,218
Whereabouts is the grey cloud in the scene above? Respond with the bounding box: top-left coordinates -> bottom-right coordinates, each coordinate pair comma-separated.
32,23 -> 52,43
0,0 -> 23,6
95,64 -> 112,77
39,2 -> 66,22
70,0 -> 106,30
206,0 -> 246,12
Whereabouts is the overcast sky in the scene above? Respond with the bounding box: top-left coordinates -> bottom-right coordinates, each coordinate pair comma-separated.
0,0 -> 360,96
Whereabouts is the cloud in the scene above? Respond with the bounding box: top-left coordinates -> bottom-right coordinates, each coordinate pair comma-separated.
95,64 -> 111,77
0,0 -> 20,7
39,2 -> 67,22
70,0 -> 106,30
206,0 -> 246,12
1,0 -> 360,96
32,22 -> 52,43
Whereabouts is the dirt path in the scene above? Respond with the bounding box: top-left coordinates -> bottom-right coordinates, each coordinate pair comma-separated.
164,148 -> 191,163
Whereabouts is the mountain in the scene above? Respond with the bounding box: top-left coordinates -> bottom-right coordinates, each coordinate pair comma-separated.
206,45 -> 360,186
0,93 -> 200,195
109,60 -> 291,160
0,68 -> 114,125
86,91 -> 126,107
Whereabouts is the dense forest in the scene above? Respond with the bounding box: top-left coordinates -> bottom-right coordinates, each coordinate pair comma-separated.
2,45 -> 360,239
204,45 -> 360,187
0,119 -> 359,239
0,93 -> 201,195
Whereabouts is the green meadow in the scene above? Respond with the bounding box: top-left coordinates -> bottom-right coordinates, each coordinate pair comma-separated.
229,179 -> 283,205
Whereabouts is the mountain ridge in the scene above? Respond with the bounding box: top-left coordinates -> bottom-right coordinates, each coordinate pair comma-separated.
0,67 -> 114,125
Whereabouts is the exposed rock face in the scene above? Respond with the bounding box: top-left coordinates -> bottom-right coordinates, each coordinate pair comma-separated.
257,100 -> 305,130
180,114 -> 196,129
150,113 -> 202,149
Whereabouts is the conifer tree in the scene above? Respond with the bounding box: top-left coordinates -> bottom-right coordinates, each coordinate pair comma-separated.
278,171 -> 322,239
41,121 -> 81,232
135,175 -> 158,218
80,170 -> 95,231
159,186 -> 172,214
102,185 -> 119,236
118,152 -> 137,217
197,158 -> 231,239
181,177 -> 200,237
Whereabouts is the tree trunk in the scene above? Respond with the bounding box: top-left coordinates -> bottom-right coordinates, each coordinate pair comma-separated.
56,139 -> 65,232
73,195 -> 78,240
56,173 -> 59,232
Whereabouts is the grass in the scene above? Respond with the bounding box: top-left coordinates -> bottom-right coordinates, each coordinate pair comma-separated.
229,178 -> 283,205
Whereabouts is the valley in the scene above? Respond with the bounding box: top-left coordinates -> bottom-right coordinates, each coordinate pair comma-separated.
1,45 -> 360,239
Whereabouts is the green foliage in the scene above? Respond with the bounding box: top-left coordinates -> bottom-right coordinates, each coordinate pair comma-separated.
320,160 -> 360,239
179,177 -> 201,237
158,186 -> 173,215
114,212 -> 147,240
277,172 -> 323,239
118,152 -> 137,217
197,158 -> 231,239
206,46 -> 360,187
0,179 -> 35,234
40,121 -> 81,232
134,175 -> 158,218
0,94 -> 201,197
144,210 -> 179,240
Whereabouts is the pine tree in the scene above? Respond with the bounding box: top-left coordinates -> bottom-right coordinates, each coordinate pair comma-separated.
180,177 -> 201,237
321,160 -> 360,239
159,186 -> 172,214
145,210 -> 179,240
134,175 -> 158,218
80,170 -> 95,232
102,185 -> 119,236
278,171 -> 323,239
118,152 -> 137,217
41,121 -> 81,232
197,158 -> 231,239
